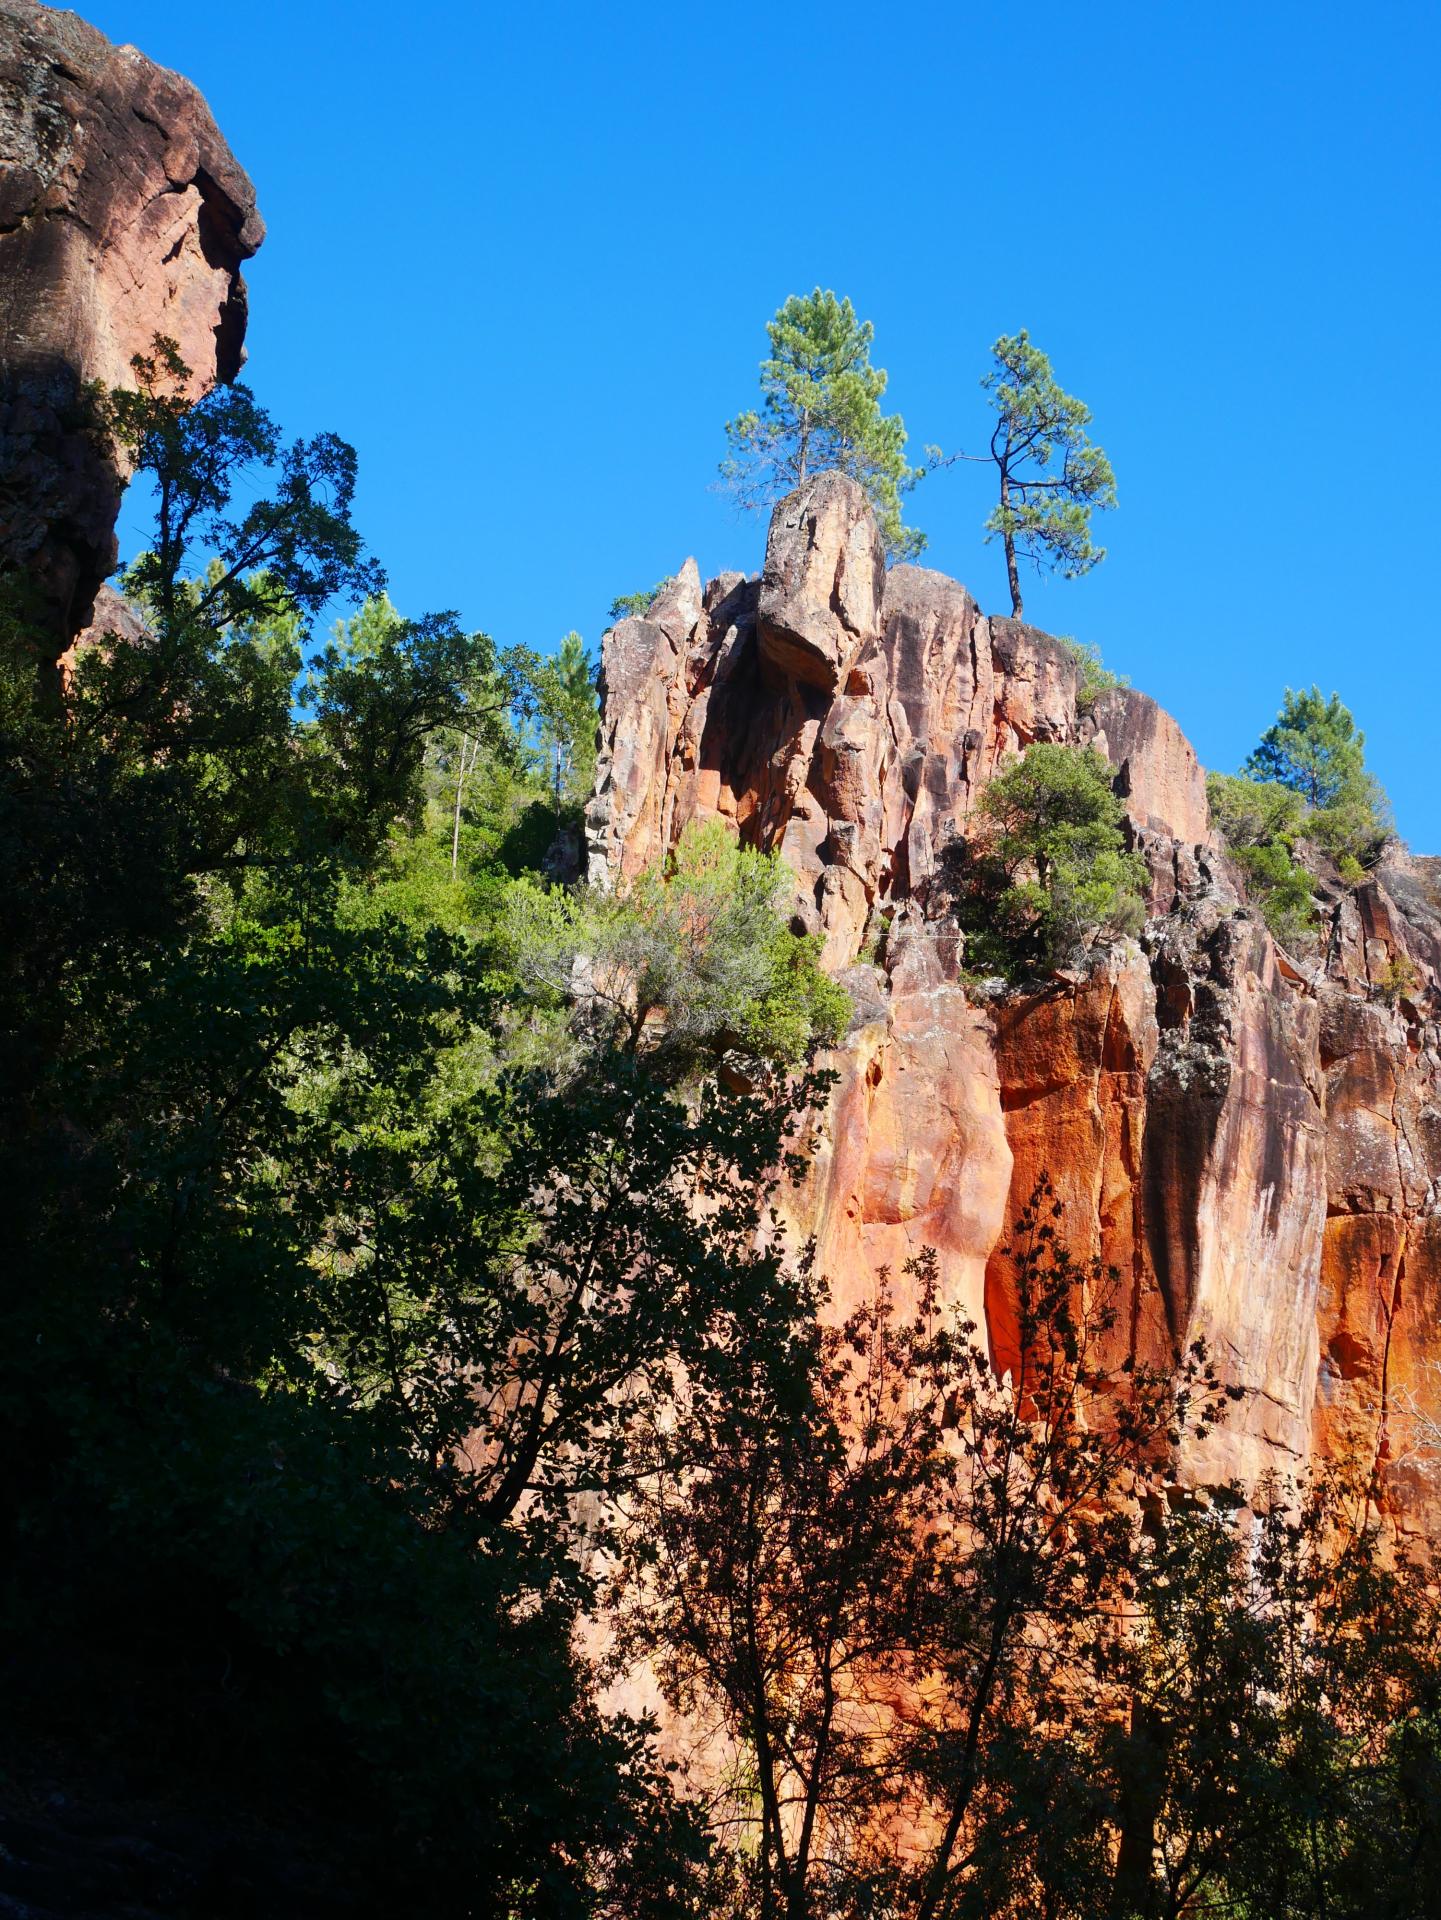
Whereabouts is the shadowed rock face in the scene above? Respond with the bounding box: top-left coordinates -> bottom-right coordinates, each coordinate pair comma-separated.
589,471 -> 1441,1525
0,0 -> 262,641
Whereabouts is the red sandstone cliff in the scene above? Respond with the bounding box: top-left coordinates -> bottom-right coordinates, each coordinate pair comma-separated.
0,0 -> 262,643
586,472 -> 1441,1528
4,2 -> 1436,1542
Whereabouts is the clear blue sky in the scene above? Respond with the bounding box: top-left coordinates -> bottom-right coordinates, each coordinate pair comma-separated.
88,0 -> 1441,846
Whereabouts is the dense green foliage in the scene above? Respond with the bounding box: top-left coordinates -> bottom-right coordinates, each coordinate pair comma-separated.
4,341 -> 1435,1920
1206,770 -> 1318,947
1208,690 -> 1393,944
607,581 -> 668,622
1245,684 -> 1390,865
1249,684 -> 1369,807
0,342 -> 845,1915
932,330 -> 1115,618
534,627 -> 599,806
946,742 -> 1148,979
1059,633 -> 1129,713
721,289 -> 925,563
505,819 -> 850,1073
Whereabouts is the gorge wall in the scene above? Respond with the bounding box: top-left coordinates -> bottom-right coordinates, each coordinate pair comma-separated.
0,0 -> 261,646
587,473 -> 1441,1527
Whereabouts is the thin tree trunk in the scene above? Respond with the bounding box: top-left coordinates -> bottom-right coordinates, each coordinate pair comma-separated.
451,734 -> 475,880
1111,1697 -> 1164,1918
914,1608 -> 1011,1920
1000,467 -> 1023,618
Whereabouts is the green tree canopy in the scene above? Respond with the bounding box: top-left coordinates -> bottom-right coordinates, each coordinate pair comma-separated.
935,330 -> 1115,619
1058,634 -> 1128,714
102,336 -> 384,641
720,289 -> 925,564
1207,768 -> 1309,848
329,587 -> 404,661
1,339 -> 834,1913
1247,685 -> 1369,807
534,629 -> 599,807
607,582 -> 667,623
505,819 -> 849,1073
1207,771 -> 1317,948
946,743 -> 1148,979
1241,687 -> 1391,868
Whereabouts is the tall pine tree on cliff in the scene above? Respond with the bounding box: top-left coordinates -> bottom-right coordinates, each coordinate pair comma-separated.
720,289 -> 925,563
933,330 -> 1116,618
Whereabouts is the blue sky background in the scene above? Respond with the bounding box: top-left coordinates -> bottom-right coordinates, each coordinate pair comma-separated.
87,0 -> 1441,845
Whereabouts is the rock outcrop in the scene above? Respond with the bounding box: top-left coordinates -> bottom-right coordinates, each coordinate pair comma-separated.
0,0 -> 262,644
588,471 -> 1441,1526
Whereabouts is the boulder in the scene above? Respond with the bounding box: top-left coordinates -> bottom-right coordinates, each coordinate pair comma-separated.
756,471 -> 885,692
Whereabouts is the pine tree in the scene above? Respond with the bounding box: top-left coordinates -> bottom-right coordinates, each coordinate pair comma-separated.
535,629 -> 599,806
934,330 -> 1115,618
721,289 -> 925,563
1246,686 -> 1368,807
1244,687 -> 1391,866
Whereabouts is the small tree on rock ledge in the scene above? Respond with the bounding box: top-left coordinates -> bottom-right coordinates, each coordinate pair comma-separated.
946,742 -> 1148,980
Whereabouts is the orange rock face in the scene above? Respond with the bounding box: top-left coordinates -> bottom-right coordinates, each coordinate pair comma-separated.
589,472 -> 1441,1521
0,0 -> 262,641
787,924 -> 1013,1331
1314,883 -> 1441,1530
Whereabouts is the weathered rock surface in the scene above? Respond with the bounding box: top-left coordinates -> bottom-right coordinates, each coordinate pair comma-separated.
589,471 -> 1441,1525
0,0 -> 262,642
785,921 -> 1013,1330
756,470 -> 885,691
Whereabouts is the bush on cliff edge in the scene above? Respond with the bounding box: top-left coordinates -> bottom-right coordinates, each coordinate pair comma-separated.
945,742 -> 1148,981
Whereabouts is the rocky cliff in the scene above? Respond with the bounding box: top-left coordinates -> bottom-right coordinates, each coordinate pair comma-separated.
0,0 -> 261,645
4,2 -> 1437,1537
587,473 -> 1441,1527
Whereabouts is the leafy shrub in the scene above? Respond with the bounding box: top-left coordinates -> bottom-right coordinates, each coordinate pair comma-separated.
1375,953 -> 1423,1006
504,819 -> 849,1071
947,743 -> 1148,981
1303,772 -> 1392,866
1206,769 -> 1307,851
1206,770 -> 1317,948
859,909 -> 893,967
1058,635 -> 1129,715
607,581 -> 669,623
1231,839 -> 1317,951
